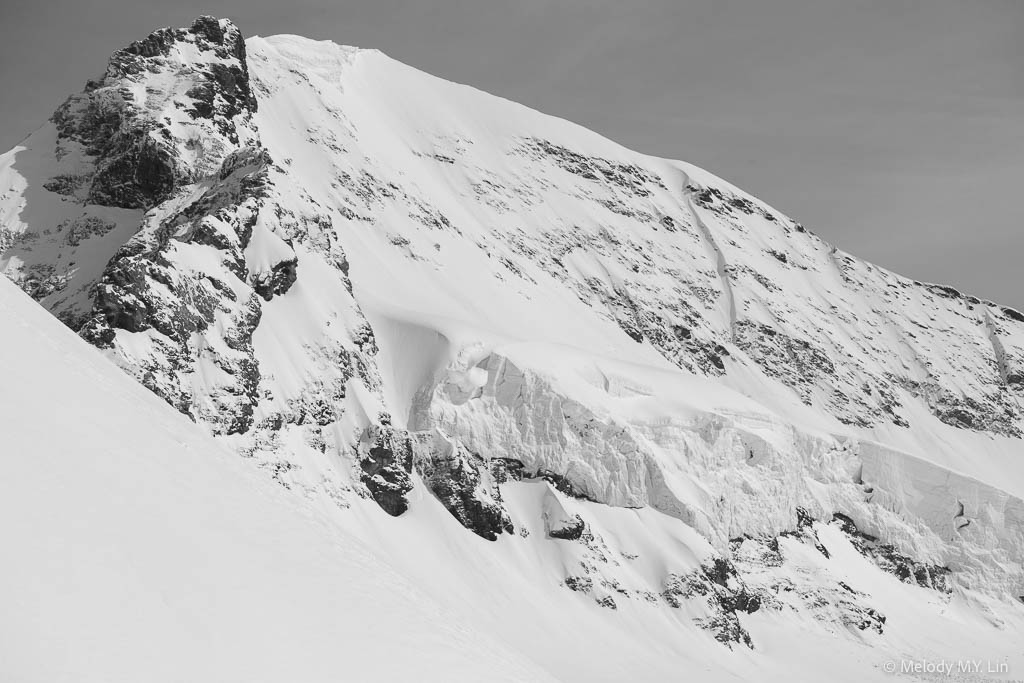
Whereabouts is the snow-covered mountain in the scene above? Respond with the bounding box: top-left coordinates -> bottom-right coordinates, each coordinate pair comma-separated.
2,17 -> 1022,681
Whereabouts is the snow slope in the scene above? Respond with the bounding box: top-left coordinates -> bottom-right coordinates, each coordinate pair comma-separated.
2,17 -> 1023,681
0,277 -> 556,682
3,270 -> 1022,681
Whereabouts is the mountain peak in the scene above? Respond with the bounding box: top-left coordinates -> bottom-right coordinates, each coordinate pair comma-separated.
2,18 -> 1023,679
110,16 -> 244,59
44,16 -> 257,211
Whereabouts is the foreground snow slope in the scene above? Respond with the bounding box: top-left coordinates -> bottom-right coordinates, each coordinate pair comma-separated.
0,277 -> 554,682
2,270 -> 1022,682
1,17 -> 1023,680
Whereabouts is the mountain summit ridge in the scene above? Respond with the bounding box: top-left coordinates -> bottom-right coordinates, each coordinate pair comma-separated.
2,18 -> 1022,680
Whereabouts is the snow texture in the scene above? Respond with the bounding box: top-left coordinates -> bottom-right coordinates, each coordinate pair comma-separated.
1,17 -> 1023,682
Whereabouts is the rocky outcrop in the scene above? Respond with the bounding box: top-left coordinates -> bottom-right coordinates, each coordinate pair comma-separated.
550,503 -> 959,647
416,434 -> 514,541
779,506 -> 832,558
358,426 -> 415,516
51,17 -> 257,209
832,513 -> 951,592
547,514 -> 586,541
79,146 -> 273,434
662,558 -> 759,649
729,532 -> 890,637
541,487 -> 587,540
253,257 -> 298,300
354,423 -> 518,539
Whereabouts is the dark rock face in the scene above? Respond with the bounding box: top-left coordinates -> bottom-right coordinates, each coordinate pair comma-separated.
548,514 -> 586,541
50,16 -> 257,210
596,282 -> 730,377
488,458 -> 525,484
253,258 -> 298,301
690,183 -> 777,223
359,428 -> 415,516
832,513 -> 952,592
706,513 -> 961,645
418,447 -> 514,541
33,17 -> 279,440
702,530 -> 895,644
662,558 -> 758,649
521,137 -> 665,198
88,135 -> 179,209
736,322 -> 833,401
775,509 -> 951,594
564,575 -> 593,593
853,607 -> 887,633
531,469 -> 596,502
779,506 -> 831,558
914,381 -> 1019,438
79,148 -> 274,435
356,428 -> 521,533
794,506 -> 815,530
729,534 -> 785,568
702,558 -> 761,615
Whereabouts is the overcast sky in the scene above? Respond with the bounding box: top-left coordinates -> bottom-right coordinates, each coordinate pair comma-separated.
1,0 -> 1021,307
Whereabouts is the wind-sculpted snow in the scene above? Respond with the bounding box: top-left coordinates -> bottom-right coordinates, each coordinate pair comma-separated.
2,18 -> 1023,679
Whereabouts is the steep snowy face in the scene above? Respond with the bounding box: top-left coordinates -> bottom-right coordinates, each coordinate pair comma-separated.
247,32 -> 1024,594
250,37 -> 1024,437
2,18 -> 1024,672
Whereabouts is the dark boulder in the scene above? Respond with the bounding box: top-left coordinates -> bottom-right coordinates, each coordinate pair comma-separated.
548,514 -> 585,541
254,258 -> 298,301
359,429 -> 415,517
418,448 -> 513,541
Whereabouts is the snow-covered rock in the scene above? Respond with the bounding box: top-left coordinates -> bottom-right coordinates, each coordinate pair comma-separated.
2,17 -> 1023,680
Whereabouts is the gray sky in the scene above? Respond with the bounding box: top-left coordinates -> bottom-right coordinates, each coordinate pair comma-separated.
2,0 -> 1021,308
